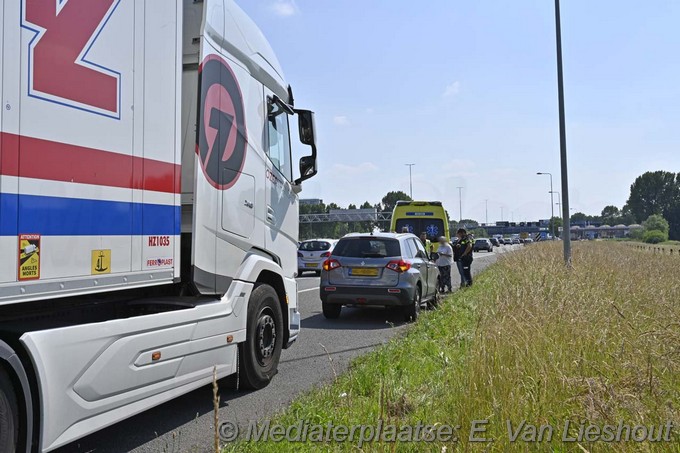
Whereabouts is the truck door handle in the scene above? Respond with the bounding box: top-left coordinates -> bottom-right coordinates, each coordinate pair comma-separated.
243,200 -> 254,209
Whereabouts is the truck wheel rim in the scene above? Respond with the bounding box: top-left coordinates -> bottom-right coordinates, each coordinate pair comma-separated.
256,308 -> 276,366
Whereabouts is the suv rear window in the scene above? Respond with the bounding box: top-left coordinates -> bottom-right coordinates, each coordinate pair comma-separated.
299,241 -> 332,252
333,238 -> 401,258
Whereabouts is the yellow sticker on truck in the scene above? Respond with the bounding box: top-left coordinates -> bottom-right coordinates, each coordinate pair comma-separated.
18,234 -> 41,281
91,250 -> 112,274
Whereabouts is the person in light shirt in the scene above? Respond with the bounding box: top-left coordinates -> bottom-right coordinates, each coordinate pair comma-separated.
435,236 -> 454,293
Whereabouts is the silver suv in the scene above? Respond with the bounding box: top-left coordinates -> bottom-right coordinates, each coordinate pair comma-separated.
320,232 -> 439,321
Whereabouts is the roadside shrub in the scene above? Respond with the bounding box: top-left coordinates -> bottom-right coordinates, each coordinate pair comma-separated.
643,229 -> 668,243
643,214 -> 669,235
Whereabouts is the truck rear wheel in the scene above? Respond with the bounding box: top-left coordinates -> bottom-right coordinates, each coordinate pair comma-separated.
239,284 -> 284,390
0,368 -> 18,453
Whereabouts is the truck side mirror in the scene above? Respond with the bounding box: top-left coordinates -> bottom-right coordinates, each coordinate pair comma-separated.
295,109 -> 316,146
298,155 -> 317,182
294,109 -> 317,185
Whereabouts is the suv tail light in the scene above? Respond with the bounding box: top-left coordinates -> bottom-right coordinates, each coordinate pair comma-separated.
385,260 -> 411,273
322,259 -> 341,271
320,252 -> 331,258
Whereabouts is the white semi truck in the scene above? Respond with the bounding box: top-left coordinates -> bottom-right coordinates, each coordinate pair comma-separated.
0,0 -> 318,450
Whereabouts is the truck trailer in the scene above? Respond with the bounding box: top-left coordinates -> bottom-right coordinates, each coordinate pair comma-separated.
0,0 -> 318,450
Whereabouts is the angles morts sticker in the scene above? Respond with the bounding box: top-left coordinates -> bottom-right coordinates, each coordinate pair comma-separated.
18,234 -> 41,281
196,54 -> 247,190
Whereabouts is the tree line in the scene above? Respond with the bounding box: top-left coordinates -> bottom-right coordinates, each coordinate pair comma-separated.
299,190 -> 485,240
300,171 -> 680,242
299,191 -> 412,240
564,171 -> 679,241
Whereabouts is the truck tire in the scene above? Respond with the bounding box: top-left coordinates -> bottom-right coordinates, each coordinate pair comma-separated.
0,368 -> 18,453
239,284 -> 284,390
322,302 -> 341,319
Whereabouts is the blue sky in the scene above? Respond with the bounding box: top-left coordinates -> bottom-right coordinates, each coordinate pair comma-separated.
238,0 -> 680,223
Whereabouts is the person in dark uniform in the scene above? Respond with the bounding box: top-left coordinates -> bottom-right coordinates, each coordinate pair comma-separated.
419,232 -> 432,257
453,228 -> 474,287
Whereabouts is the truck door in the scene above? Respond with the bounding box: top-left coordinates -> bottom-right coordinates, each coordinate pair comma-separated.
193,33 -> 261,293
263,88 -> 298,275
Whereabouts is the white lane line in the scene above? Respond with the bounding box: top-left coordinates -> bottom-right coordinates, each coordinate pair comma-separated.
299,287 -> 319,293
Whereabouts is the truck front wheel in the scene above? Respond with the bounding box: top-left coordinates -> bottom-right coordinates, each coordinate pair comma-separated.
239,284 -> 284,390
0,368 -> 18,453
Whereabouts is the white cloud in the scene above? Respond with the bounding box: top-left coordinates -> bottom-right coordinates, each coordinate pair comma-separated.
270,0 -> 298,17
442,81 -> 461,98
333,115 -> 350,126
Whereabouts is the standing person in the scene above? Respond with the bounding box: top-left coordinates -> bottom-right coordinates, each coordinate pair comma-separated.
454,228 -> 474,287
435,236 -> 453,293
419,232 -> 432,257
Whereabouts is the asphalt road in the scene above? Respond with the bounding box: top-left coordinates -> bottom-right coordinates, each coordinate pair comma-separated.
56,245 -> 518,453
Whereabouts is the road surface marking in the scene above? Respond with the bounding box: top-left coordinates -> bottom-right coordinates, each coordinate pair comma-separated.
299,287 -> 319,293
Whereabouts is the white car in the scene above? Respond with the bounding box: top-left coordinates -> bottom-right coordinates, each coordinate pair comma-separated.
298,239 -> 336,276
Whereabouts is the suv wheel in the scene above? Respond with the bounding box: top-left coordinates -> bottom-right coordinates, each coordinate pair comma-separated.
403,287 -> 421,322
322,302 -> 341,319
427,289 -> 439,310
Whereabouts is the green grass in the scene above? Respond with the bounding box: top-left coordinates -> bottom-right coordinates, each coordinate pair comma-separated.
226,242 -> 680,452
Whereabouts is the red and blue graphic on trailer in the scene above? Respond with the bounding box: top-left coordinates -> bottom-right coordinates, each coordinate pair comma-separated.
1,0 -> 180,239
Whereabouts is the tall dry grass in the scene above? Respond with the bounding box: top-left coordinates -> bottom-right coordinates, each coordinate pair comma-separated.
451,242 -> 680,450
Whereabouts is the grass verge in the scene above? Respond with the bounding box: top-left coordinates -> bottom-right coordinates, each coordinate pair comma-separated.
227,242 -> 680,452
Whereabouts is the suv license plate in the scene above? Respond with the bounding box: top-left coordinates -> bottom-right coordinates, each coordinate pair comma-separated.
350,267 -> 379,277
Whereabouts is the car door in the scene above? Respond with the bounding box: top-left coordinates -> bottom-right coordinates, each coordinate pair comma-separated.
412,238 -> 436,298
406,238 -> 429,295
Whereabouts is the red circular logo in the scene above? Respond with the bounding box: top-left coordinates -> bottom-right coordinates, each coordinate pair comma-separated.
196,55 -> 247,190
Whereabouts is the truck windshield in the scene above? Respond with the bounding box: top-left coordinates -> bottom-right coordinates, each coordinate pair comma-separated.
333,238 -> 401,258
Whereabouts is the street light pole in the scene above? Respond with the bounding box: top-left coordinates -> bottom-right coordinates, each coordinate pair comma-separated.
500,206 -> 504,221
551,191 -> 561,215
537,172 -> 554,239
456,187 -> 463,223
405,164 -> 415,199
485,199 -> 488,225
554,0 -> 572,265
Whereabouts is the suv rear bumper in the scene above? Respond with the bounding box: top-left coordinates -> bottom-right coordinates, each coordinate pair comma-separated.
320,285 -> 415,306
